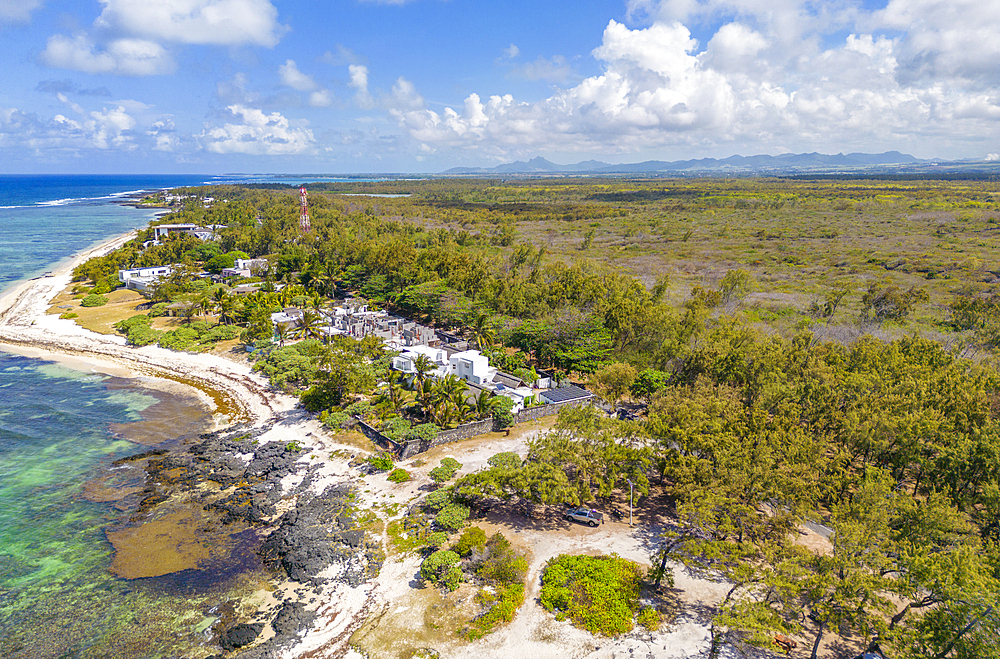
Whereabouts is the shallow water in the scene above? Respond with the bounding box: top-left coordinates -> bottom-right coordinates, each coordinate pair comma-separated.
0,174 -> 276,658
0,352 -> 269,659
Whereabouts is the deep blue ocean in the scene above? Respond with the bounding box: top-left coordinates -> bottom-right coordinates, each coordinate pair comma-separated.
0,174 -> 263,658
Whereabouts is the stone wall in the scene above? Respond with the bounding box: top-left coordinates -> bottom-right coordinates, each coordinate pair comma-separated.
356,420 -> 403,456
432,418 -> 496,446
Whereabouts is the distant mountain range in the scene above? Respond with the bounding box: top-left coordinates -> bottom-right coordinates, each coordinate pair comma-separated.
441,152 -> 992,176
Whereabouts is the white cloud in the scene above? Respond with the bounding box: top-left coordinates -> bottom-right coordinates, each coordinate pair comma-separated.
41,35 -> 175,76
95,0 -> 287,47
309,90 -> 334,108
147,119 -> 179,151
348,64 -> 375,109
201,105 -> 316,155
0,0 -> 43,23
279,59 -> 318,92
0,102 -> 137,151
387,13 -> 1000,159
504,44 -> 520,59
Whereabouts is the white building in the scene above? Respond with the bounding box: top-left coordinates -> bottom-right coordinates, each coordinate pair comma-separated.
447,350 -> 497,386
118,265 -> 176,292
221,258 -> 268,278
393,345 -> 449,378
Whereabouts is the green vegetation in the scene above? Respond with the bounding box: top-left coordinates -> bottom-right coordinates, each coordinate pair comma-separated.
387,468 -> 411,483
366,452 -> 394,472
72,178 -> 1000,657
80,293 -> 108,307
540,554 -> 644,636
420,550 -> 462,591
429,457 -> 462,483
434,503 -> 470,532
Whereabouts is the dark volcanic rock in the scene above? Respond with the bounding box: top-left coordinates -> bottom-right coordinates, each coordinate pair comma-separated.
221,622 -> 264,651
259,484 -> 380,586
271,600 -> 315,638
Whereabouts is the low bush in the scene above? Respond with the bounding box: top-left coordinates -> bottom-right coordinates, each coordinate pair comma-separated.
366,452 -> 395,472
80,293 -> 108,307
430,457 -> 463,483
423,489 -> 452,511
59,312 -> 78,319
435,502 -> 470,531
487,451 -> 521,471
540,554 -> 643,636
637,606 -> 661,631
453,526 -> 487,557
420,550 -> 462,591
476,533 -> 528,585
322,410 -> 351,431
381,416 -> 411,442
387,468 -> 411,483
114,314 -> 161,347
466,583 -> 525,640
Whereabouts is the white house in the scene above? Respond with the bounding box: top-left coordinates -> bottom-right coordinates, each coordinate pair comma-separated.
393,345 -> 449,378
448,350 -> 497,386
118,265 -> 176,292
221,258 -> 268,278
150,223 -> 219,243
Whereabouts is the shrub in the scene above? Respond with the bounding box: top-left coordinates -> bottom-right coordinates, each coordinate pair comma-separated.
477,533 -> 528,585
435,503 -> 470,531
147,302 -> 170,317
366,452 -> 395,472
381,416 -> 412,442
540,554 -> 643,636
387,468 -> 411,483
637,606 -> 661,631
59,312 -> 78,319
323,410 -> 351,431
425,532 -> 448,548
343,400 -> 374,420
453,526 -> 487,557
466,583 -> 525,640
423,489 -> 452,511
80,293 -> 108,307
430,457 -> 463,483
487,452 -> 521,471
114,315 -> 162,347
405,422 -> 440,444
420,550 -> 462,591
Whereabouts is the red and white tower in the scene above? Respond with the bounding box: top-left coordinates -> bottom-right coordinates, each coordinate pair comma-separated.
299,186 -> 311,233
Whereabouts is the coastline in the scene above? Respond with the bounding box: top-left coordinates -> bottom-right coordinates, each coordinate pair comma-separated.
0,229 -> 383,658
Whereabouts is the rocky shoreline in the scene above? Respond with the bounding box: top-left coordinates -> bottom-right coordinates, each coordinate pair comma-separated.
108,421 -> 383,658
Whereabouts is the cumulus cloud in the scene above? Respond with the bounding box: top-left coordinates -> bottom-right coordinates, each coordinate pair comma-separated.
95,0 -> 287,47
504,44 -> 520,59
387,8 -> 1000,159
279,59 -> 317,92
348,64 -> 375,109
0,102 -> 137,151
201,105 -> 316,155
41,35 -> 175,76
0,0 -> 43,23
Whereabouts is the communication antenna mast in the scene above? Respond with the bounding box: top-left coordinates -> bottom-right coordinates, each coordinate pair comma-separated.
299,186 -> 311,233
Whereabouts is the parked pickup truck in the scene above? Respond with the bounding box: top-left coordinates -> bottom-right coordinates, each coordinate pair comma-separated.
565,508 -> 604,527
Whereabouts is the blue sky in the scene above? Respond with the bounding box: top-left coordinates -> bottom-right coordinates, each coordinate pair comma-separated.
1,0 -> 998,173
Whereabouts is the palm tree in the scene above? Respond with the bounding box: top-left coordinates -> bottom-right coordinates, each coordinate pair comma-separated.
294,309 -> 327,342
473,390 -> 496,420
412,353 -> 437,385
470,312 -> 496,352
217,294 -> 239,326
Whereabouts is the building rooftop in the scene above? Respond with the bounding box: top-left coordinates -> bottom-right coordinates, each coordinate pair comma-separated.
541,385 -> 593,404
